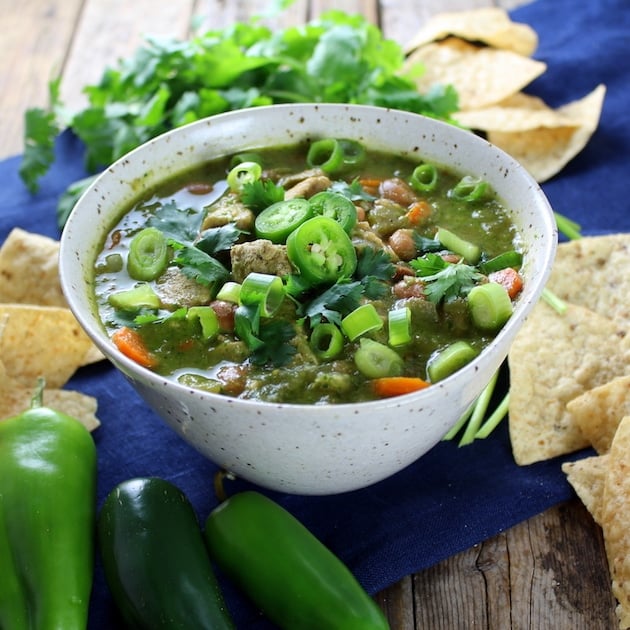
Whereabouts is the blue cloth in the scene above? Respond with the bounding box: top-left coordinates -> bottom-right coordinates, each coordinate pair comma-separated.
0,0 -> 628,626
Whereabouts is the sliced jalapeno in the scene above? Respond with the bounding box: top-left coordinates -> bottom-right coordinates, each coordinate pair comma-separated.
309,191 -> 358,234
286,217 -> 357,286
254,198 -> 313,243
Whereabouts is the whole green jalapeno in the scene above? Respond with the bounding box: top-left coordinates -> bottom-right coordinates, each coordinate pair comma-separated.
0,379 -> 97,630
97,477 -> 235,630
204,491 -> 390,630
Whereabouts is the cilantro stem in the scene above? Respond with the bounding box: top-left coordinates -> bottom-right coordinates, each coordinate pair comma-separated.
474,392 -> 510,439
459,369 -> 499,446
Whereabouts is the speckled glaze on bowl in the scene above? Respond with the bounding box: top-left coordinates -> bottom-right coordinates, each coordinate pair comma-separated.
59,104 -> 557,495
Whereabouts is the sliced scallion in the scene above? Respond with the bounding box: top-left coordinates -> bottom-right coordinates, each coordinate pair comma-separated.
468,282 -> 513,331
216,281 -> 241,304
309,323 -> 344,360
410,163 -> 438,192
187,306 -> 220,340
306,138 -> 344,174
239,272 -> 285,317
127,227 -> 169,281
226,161 -> 262,192
341,303 -> 383,341
427,341 -> 478,382
450,175 -> 488,201
354,338 -> 404,379
388,307 -> 412,347
478,250 -> 523,274
436,227 -> 481,264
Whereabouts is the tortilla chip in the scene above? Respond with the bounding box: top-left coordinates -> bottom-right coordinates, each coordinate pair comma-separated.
0,227 -> 67,307
404,37 -> 546,110
405,7 -> 538,56
0,304 -> 96,388
484,84 -> 606,182
601,416 -> 630,628
508,300 -> 630,465
0,385 -> 100,432
546,233 -> 630,328
567,375 -> 630,455
562,454 -> 609,525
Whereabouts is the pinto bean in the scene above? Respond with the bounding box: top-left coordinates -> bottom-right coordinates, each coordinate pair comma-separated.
378,177 -> 418,206
217,364 -> 248,397
393,278 -> 425,299
388,229 -> 417,261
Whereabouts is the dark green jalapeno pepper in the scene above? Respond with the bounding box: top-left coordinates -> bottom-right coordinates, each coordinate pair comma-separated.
0,380 -> 97,630
97,477 -> 234,630
309,191 -> 358,234
204,491 -> 390,630
286,216 -> 357,286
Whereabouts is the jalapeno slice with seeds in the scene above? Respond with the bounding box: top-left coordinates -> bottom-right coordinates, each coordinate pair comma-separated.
286,216 -> 357,286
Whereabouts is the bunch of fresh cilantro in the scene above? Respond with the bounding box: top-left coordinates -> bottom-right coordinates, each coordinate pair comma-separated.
19,9 -> 458,227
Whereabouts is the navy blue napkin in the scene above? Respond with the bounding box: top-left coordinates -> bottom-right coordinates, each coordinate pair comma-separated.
1,0 -> 628,626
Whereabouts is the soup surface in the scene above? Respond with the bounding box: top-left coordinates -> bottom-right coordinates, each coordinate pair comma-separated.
94,139 -> 523,404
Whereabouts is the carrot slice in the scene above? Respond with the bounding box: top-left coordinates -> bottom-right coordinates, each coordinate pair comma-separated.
488,267 -> 524,299
111,326 -> 157,368
406,200 -> 431,225
372,376 -> 430,398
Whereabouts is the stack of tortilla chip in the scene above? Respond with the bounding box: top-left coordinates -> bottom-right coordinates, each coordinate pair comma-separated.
0,227 -> 102,431
507,233 -> 630,628
404,8 -> 606,182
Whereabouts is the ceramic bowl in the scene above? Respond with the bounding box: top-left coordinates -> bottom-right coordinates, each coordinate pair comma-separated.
59,103 -> 557,495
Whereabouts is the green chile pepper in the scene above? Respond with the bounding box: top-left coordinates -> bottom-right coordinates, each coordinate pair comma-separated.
204,491 -> 390,630
0,380 -> 97,629
286,216 -> 357,286
97,477 -> 235,630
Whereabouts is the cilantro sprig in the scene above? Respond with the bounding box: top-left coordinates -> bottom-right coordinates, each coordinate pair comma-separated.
20,9 -> 459,224
410,253 -> 484,303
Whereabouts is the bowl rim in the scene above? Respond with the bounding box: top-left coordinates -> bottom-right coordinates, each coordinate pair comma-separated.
60,102 -> 558,411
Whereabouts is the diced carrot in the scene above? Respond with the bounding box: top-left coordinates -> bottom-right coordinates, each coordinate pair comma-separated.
359,177 -> 384,189
111,326 -> 157,368
406,200 -> 431,225
372,376 -> 430,398
488,267 -> 524,299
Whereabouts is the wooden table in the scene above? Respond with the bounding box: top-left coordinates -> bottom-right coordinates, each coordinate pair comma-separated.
1,0 -> 617,627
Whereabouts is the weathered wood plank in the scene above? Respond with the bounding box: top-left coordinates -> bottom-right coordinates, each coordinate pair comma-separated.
0,0 -> 84,158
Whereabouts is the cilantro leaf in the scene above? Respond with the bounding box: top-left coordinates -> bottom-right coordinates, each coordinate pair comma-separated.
241,179 -> 285,213
356,247 -> 395,282
302,281 -> 363,326
330,178 -> 376,202
168,240 -> 230,287
250,319 -> 297,367
410,253 -> 483,303
148,200 -> 203,241
19,106 -> 60,193
195,224 -> 242,255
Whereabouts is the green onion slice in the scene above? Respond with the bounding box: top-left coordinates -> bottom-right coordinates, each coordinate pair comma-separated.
410,163 -> 438,192
427,341 -> 478,382
187,306 -> 220,340
216,281 -> 241,304
239,272 -> 285,317
306,138 -> 344,174
226,161 -> 262,192
478,250 -> 523,274
309,323 -> 344,360
436,227 -> 481,264
354,338 -> 404,379
127,227 -> 169,281
388,307 -> 412,346
338,139 -> 366,168
450,175 -> 489,202
230,152 -> 262,169
341,303 -> 383,341
468,282 -> 513,331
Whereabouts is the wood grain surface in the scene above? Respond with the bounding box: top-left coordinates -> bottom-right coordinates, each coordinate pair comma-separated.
0,0 -> 617,627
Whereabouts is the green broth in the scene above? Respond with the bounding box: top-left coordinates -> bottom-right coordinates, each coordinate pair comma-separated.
94,141 -> 521,404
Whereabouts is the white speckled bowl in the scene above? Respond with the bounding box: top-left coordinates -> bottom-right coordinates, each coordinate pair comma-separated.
59,104 -> 557,495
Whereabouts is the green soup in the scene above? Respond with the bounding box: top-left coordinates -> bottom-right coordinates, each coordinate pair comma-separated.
93,139 -> 523,404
